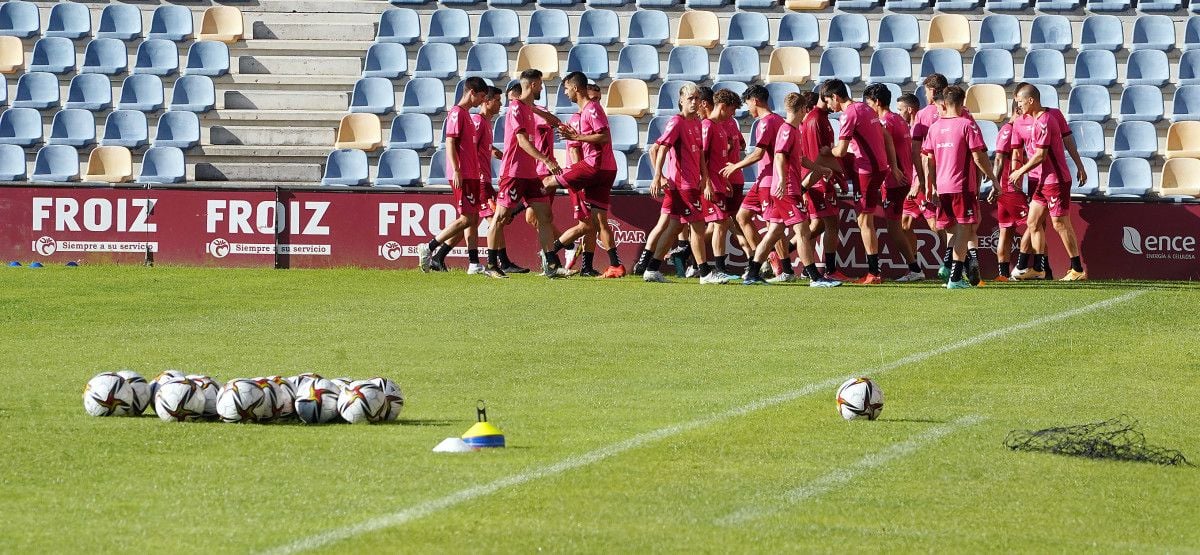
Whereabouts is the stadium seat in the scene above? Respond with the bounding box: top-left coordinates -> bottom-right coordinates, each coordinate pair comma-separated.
389,0 -> 433,5
427,149 -> 449,185
184,41 -> 230,77
362,43 -> 408,79
170,75 -> 215,113
65,74 -> 112,111
986,0 -> 1032,9
615,45 -> 661,81
1185,17 -> 1200,51
1105,158 -> 1152,197
628,11 -> 669,47
515,44 -> 559,80
644,115 -> 671,148
376,9 -> 420,45
716,46 -> 758,83
885,0 -> 932,8
666,46 -> 709,82
0,144 -> 26,180
1066,85 -> 1112,122
590,0 -> 630,5
577,10 -> 619,46
1159,158 -> 1200,198
133,39 -> 180,77
1020,50 -> 1066,86
0,75 -> 6,106
687,0 -> 730,9
713,81 -> 750,118
1073,50 -> 1117,87
606,80 -> 650,118
1125,50 -> 1169,88
612,150 -> 630,190
1068,121 -> 1105,157
816,47 -> 861,85
335,113 -> 383,151
1137,0 -> 1181,11
528,10 -> 569,45
444,0 -> 483,5
656,81 -> 687,116
964,84 -> 1007,122
349,77 -> 397,115
0,36 -> 22,73
84,146 -> 133,183
868,49 -> 912,84
551,84 -> 576,116
32,145 -> 81,183
726,13 -> 769,49
413,43 -> 459,80
461,46 -> 506,82
491,117 -> 504,149
489,0 -> 530,5
936,0 -> 982,9
634,152 -> 652,191
926,14 -> 970,52
765,47 -> 810,86
1035,84 -> 1060,109
149,5 -> 194,42
46,2 -> 91,40
877,14 -> 919,51
838,0 -> 882,9
1079,15 -> 1123,51
1112,121 -> 1158,159
101,110 -> 149,148
1166,121 -> 1200,159
475,11 -> 518,46
766,82 -> 800,115
1029,15 -> 1072,51
1173,86 -> 1200,122
12,72 -> 60,110
96,4 -> 141,41
675,11 -> 719,49
826,14 -> 869,49
776,13 -> 818,48
375,148 -> 421,187
0,1 -> 39,39
920,49 -> 964,84
1180,51 -> 1200,86
30,37 -> 76,74
638,0 -> 679,7
1131,15 -> 1175,51
567,44 -> 610,81
970,50 -> 1014,86
386,113 -> 434,151
1108,80 -> 1168,119
81,38 -> 129,76
785,0 -> 832,9
400,78 -> 446,115
976,120 -> 1000,155
197,7 -> 243,44
154,111 -> 200,149
738,0 -> 781,7
321,149 -> 370,187
0,108 -> 43,146
1066,157 -> 1099,197
1085,0 -> 1130,11
608,115 -> 639,153
1035,0 -> 1083,10
977,15 -> 1021,51
48,109 -> 97,148
138,146 -> 186,184
427,9 -> 469,45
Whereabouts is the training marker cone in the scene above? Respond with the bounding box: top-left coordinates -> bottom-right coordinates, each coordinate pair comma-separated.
461,400 -> 505,449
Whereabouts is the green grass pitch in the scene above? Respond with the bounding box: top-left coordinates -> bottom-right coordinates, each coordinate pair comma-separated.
1,266 -> 1197,552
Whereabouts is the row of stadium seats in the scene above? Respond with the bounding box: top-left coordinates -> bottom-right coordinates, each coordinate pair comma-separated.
1,73 -> 216,113
0,2 -> 243,44
0,108 -> 200,150
0,37 -> 231,78
383,0 -> 1200,12
0,144 -> 185,184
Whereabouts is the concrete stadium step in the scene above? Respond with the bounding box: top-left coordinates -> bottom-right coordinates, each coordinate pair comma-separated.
202,110 -> 353,125
205,126 -> 337,147
238,40 -> 375,58
250,22 -> 377,42
197,145 -> 332,158
221,90 -> 350,111
251,0 -> 393,15
235,55 -> 364,77
192,162 -> 323,183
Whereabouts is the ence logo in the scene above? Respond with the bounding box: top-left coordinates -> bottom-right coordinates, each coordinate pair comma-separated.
1121,226 -> 1197,260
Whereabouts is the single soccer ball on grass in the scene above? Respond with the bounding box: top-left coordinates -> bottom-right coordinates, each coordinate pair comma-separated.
187,375 -> 223,419
337,380 -> 388,424
154,377 -> 207,422
216,378 -> 270,423
369,377 -> 405,422
82,372 -> 135,417
294,378 -> 340,424
116,370 -> 151,415
836,377 -> 884,421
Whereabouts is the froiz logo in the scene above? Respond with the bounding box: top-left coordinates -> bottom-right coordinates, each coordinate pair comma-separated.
379,240 -> 403,261
36,236 -> 57,256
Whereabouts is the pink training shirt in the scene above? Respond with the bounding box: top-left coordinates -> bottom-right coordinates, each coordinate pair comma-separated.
879,111 -> 911,189
470,113 -> 493,183
564,112 -> 582,168
1010,108 -> 1071,181
702,118 -> 734,195
444,105 -> 479,183
772,121 -> 807,197
722,118 -> 746,186
655,114 -> 704,191
1030,110 -> 1072,186
838,101 -> 891,175
752,113 -> 786,180
500,99 -> 538,179
994,122 -> 1017,193
533,114 -> 556,177
921,115 -> 986,195
577,99 -> 617,171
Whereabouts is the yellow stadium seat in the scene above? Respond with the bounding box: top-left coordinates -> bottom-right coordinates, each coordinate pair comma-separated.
198,7 -> 244,44
1164,121 -> 1200,160
965,85 -> 1007,122
1159,158 -> 1200,198
785,0 -> 831,9
335,113 -> 383,151
926,14 -> 971,52
675,11 -> 719,48
84,146 -> 133,183
604,79 -> 649,118
766,47 -> 810,85
514,44 -> 559,81
0,36 -> 23,74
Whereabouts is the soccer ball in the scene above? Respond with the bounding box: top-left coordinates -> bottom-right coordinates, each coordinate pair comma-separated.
154,377 -> 207,422
262,376 -> 295,420
187,375 -> 223,419
149,369 -> 186,402
287,372 -> 323,394
294,378 -> 340,424
216,378 -> 269,423
82,372 -> 135,417
329,377 -> 352,393
369,377 -> 405,421
337,380 -> 388,424
116,370 -> 150,415
836,377 -> 884,421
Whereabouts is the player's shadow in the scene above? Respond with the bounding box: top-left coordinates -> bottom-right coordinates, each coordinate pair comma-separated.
877,418 -> 949,424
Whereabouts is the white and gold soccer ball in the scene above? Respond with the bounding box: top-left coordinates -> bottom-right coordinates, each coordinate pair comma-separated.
116,370 -> 151,415
216,378 -> 268,423
83,372 -> 136,417
294,378 -> 340,424
836,377 -> 884,421
154,377 -> 207,422
263,376 -> 296,420
369,377 -> 405,422
187,375 -> 223,419
337,380 -> 388,424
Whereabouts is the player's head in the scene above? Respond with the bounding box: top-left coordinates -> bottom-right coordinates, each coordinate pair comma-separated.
797,91 -> 819,116
678,82 -> 701,116
938,85 -> 966,116
897,93 -> 919,123
519,69 -> 544,100
505,81 -> 522,105
742,84 -> 770,117
712,89 -> 741,120
922,73 -> 949,103
480,86 -> 503,117
562,71 -> 589,104
783,92 -> 804,118
1014,82 -> 1042,115
587,81 -> 602,101
863,83 -> 892,114
698,86 -> 715,117
460,77 -> 489,107
819,79 -> 851,112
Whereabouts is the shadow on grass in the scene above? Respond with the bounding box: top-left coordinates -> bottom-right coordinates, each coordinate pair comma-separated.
877,418 -> 949,424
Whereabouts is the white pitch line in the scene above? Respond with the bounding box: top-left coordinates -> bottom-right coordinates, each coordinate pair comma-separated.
263,289 -> 1145,555
717,414 -> 986,526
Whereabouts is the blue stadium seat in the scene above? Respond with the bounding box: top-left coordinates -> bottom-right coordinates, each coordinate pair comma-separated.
154,111 -> 200,149
1079,15 -> 1122,51
877,14 -> 919,50
644,115 -> 671,148
427,149 -> 449,185
387,113 -> 434,150
1085,0 -> 1130,11
137,146 -> 186,184
30,37 -> 76,74
184,41 -> 230,77
1172,85 -> 1200,122
443,0 -> 483,5
1106,158 -> 1153,197
628,10 -> 669,47
376,9 -> 420,45
350,77 -> 397,114
1029,15 -> 1072,50
101,110 -> 149,148
1125,50 -> 1169,87
477,10 -> 519,46
527,10 -> 569,45
489,0 -> 531,6
375,148 -> 421,187
636,0 -> 679,7
118,74 -> 164,112
552,84 -> 576,116
1180,50 -> 1200,86
134,39 -> 180,76
837,0 -> 882,9
81,38 -> 129,75
737,0 -> 780,7
1186,17 -> 1200,51
1021,49 -> 1066,86
615,45 -> 660,81
0,1 -> 39,39
716,46 -> 759,83
362,43 -> 408,79
776,13 -> 818,48
97,4 -> 142,41
634,152 -> 653,191
817,48 -> 861,85
567,44 -> 610,80
1035,0 -> 1083,11
985,0 -> 1032,9
666,46 -> 709,82
656,81 -> 687,116
1073,50 -> 1117,87
612,150 -> 630,190
687,0 -> 730,7
413,43 -> 459,80
460,44 -> 504,80
170,75 -> 215,113
401,78 -> 446,115
1066,157 -> 1099,197
1112,121 -> 1158,158
1131,15 -> 1176,51
390,0 -> 432,5
492,117 -> 504,149
1068,120 -> 1105,157
1138,0 -> 1181,10
48,109 -> 97,148
46,3 -> 91,40
936,0 -> 982,9
577,10 -> 619,46
826,14 -> 869,50
12,72 -> 60,110
713,81 -> 749,118
868,49 -> 912,84
920,49 -> 963,84
1035,84 -> 1061,110
149,5 -> 193,42
978,15 -> 1021,50
886,0 -> 932,8
65,74 -> 112,111
726,13 -> 769,48
0,108 -> 43,146
322,149 -> 370,186
609,114 -> 639,153
1118,85 -> 1164,123
427,9 -> 469,45
0,76 -> 6,107
590,0 -> 632,6
0,144 -> 26,180
765,82 -> 800,115
32,145 -> 80,183
970,50 -> 1014,86
1066,85 -> 1111,122
977,120 -> 999,156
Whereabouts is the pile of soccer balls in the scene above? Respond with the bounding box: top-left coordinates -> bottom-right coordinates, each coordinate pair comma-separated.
82,371 -> 404,424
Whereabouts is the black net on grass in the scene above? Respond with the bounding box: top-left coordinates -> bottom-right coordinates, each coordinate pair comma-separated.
1004,415 -> 1193,467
